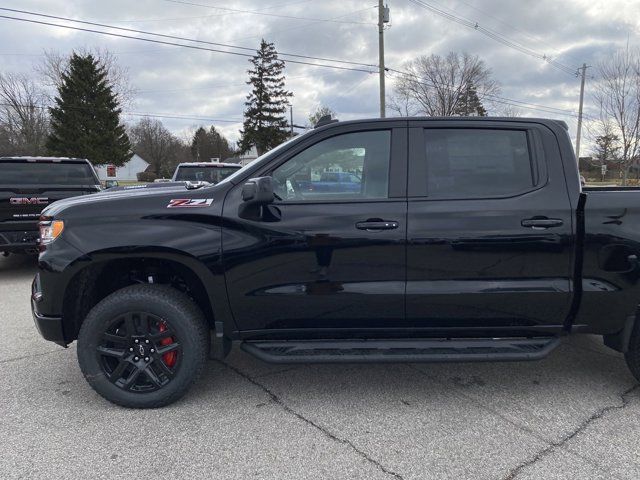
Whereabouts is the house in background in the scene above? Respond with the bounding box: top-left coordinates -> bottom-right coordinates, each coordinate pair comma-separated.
229,146 -> 258,167
93,153 -> 149,182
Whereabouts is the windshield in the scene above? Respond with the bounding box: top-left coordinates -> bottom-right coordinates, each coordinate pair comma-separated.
217,133 -> 311,186
174,165 -> 241,183
0,161 -> 98,186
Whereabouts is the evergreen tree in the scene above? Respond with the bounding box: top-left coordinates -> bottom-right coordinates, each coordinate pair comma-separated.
453,83 -> 487,117
238,39 -> 292,155
191,126 -> 234,161
47,53 -> 130,165
594,133 -> 621,164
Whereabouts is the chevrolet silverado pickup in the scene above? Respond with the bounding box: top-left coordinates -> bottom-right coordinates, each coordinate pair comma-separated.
31,117 -> 640,408
0,157 -> 100,255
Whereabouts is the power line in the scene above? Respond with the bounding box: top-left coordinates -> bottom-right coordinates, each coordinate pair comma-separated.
0,14 -> 376,73
387,68 -> 583,118
137,71 -> 345,94
0,101 -> 243,123
226,5 -> 378,44
158,0 -> 376,25
444,0 -> 584,66
405,0 -> 578,77
103,0 -> 315,24
0,8 -> 379,70
385,68 -> 596,120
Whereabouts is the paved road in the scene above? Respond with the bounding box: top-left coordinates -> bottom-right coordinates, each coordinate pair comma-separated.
1,254 -> 639,479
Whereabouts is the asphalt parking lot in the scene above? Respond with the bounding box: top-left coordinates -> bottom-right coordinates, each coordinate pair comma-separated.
1,254 -> 639,480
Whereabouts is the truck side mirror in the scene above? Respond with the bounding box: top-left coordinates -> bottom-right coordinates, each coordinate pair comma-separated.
242,177 -> 274,205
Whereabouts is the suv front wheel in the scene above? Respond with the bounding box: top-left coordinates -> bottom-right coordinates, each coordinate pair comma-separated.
77,284 -> 209,408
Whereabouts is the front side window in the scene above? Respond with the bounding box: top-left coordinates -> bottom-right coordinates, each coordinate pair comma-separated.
272,130 -> 391,201
424,129 -> 534,198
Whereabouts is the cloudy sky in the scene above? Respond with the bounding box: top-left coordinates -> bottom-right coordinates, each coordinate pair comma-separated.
1,0 -> 639,149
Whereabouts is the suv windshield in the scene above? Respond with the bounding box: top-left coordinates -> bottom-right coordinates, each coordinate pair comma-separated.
0,161 -> 98,186
174,166 -> 241,184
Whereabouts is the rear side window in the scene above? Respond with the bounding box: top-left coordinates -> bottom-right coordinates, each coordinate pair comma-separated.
0,162 -> 98,186
423,129 -> 534,199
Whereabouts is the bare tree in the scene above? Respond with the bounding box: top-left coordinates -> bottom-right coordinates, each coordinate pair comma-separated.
307,104 -> 336,127
0,73 -> 49,156
36,47 -> 136,107
389,52 -> 500,117
496,104 -> 522,117
592,45 -> 640,185
129,117 -> 187,178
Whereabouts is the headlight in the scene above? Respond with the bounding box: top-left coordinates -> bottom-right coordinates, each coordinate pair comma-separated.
39,218 -> 64,247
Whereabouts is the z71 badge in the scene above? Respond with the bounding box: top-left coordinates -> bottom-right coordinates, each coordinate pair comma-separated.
167,198 -> 214,208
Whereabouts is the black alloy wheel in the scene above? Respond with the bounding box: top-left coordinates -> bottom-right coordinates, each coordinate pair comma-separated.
97,312 -> 182,393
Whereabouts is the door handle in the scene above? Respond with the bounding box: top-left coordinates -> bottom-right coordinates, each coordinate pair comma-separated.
521,217 -> 564,229
356,220 -> 399,231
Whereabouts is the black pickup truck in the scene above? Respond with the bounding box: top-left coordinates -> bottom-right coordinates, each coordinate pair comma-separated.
1,157 -> 101,255
31,117 -> 640,408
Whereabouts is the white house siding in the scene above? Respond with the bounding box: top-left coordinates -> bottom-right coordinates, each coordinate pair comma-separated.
93,154 -> 149,182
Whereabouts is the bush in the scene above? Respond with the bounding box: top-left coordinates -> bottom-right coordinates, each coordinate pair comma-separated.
137,171 -> 157,182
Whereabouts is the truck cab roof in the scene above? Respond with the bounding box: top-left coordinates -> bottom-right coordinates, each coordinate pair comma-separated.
0,156 -> 92,163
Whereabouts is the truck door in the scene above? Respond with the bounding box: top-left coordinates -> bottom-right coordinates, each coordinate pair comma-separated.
406,121 -> 574,335
222,122 -> 408,335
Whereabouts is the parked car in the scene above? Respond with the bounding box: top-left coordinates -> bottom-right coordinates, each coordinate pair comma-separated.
172,162 -> 242,185
104,179 -> 119,189
0,157 -> 100,255
297,171 -> 362,194
31,117 -> 640,408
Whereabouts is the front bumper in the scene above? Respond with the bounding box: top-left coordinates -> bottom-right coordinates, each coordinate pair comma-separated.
31,275 -> 66,347
0,229 -> 39,253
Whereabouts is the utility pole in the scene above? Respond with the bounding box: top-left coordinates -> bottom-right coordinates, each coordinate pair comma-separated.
378,1 -> 389,118
575,63 -> 588,160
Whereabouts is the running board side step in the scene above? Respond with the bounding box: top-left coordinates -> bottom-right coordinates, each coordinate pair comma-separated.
241,337 -> 561,364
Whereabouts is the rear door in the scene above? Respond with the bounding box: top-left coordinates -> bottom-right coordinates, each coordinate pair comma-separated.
222,121 -> 408,336
406,121 -> 574,336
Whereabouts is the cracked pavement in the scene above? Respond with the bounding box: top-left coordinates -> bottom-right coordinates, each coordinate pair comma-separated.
1,255 -> 639,479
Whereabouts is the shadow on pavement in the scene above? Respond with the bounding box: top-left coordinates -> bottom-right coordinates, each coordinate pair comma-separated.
0,254 -> 38,278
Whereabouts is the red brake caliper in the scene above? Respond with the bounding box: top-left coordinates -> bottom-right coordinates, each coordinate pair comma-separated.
159,322 -> 177,368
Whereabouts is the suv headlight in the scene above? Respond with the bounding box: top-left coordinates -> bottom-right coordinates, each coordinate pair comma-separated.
39,217 -> 64,247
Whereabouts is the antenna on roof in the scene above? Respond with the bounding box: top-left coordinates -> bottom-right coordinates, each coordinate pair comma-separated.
314,115 -> 338,128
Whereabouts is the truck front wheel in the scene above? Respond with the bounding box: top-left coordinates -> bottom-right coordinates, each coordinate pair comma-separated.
77,284 -> 209,408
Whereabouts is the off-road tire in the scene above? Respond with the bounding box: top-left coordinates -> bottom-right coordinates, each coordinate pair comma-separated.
625,320 -> 640,382
77,284 -> 209,408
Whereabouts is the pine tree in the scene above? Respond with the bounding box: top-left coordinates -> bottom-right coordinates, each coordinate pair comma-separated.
47,53 -> 130,165
238,39 -> 292,155
453,84 -> 487,117
191,126 -> 234,161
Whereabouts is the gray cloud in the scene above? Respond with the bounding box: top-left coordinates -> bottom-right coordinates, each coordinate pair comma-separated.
1,0 -> 638,148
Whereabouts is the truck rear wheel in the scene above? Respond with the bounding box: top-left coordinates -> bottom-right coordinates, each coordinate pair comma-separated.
625,320 -> 640,382
77,284 -> 209,408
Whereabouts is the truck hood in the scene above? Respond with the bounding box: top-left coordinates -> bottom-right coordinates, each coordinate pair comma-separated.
42,182 -> 217,217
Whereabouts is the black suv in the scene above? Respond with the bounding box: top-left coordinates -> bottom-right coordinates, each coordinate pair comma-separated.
1,157 -> 101,254
31,117 -> 640,408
